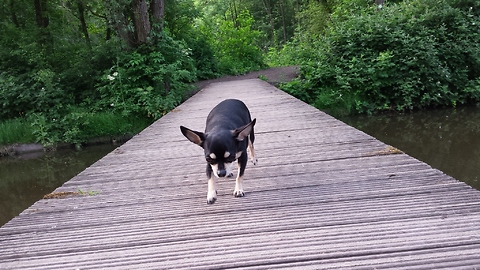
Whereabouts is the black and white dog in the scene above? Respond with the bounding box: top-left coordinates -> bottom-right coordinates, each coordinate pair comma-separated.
180,99 -> 257,204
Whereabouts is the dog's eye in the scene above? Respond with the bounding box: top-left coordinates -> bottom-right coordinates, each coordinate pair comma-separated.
206,157 -> 217,164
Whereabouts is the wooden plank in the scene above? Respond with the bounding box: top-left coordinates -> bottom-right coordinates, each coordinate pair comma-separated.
1,79 -> 480,269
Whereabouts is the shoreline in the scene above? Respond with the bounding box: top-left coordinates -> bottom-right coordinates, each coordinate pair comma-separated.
0,66 -> 301,158
0,134 -> 133,157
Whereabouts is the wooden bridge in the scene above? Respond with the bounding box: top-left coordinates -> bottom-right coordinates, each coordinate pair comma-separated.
2,79 -> 480,269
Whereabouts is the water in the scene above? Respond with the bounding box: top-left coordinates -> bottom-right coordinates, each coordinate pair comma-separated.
0,144 -> 119,226
2,106 -> 480,226
339,105 -> 480,190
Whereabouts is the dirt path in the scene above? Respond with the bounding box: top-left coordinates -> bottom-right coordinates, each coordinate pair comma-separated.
194,66 -> 300,90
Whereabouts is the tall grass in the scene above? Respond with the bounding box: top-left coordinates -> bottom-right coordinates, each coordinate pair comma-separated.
0,119 -> 35,145
83,112 -> 153,138
0,113 -> 153,147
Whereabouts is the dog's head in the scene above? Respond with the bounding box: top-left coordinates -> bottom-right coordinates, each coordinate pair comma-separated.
180,119 -> 255,177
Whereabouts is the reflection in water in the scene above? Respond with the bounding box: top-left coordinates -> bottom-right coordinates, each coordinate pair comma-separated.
0,144 -> 119,226
2,107 -> 479,226
339,105 -> 480,190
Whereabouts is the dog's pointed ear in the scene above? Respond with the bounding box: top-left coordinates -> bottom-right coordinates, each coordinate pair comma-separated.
233,118 -> 256,141
180,126 -> 205,147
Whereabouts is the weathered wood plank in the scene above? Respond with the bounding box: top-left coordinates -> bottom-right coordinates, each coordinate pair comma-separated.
1,79 -> 480,269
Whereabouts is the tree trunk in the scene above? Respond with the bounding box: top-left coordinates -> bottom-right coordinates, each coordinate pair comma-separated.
230,0 -> 239,28
151,0 -> 164,31
279,0 -> 287,44
34,0 -> 49,28
105,0 -> 135,48
9,0 -> 20,27
84,4 -> 111,42
261,0 -> 276,45
106,27 -> 111,40
34,0 -> 52,50
77,0 -> 91,49
132,0 -> 151,46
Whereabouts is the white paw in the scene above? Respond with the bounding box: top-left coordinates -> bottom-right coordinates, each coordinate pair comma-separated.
207,190 -> 217,204
251,158 -> 258,165
233,189 -> 245,197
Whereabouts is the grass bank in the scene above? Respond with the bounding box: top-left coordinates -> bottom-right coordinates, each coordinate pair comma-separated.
0,112 -> 153,150
0,119 -> 36,145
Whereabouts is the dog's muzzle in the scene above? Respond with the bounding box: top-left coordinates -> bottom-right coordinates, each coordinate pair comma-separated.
217,169 -> 227,177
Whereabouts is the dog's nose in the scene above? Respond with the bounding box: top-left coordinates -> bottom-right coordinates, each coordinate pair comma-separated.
217,169 -> 227,177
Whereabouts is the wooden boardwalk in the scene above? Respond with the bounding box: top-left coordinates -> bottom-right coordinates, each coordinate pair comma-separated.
2,79 -> 480,269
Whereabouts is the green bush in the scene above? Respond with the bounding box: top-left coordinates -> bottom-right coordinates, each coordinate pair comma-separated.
0,0 -> 231,146
95,34 -> 196,119
0,69 -> 73,120
1,31 -> 197,146
182,30 -> 220,80
282,0 -> 480,115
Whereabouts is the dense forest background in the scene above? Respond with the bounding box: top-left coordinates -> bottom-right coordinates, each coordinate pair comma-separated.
0,0 -> 479,146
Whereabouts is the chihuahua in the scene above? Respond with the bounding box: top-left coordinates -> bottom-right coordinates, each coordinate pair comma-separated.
180,99 -> 257,204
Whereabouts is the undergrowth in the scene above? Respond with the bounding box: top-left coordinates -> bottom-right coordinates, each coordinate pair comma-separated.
278,0 -> 480,116
0,119 -> 35,145
0,113 -> 152,147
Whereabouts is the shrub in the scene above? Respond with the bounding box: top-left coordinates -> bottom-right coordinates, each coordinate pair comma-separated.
95,34 -> 196,119
182,30 -> 220,80
283,0 -> 480,115
0,69 -> 73,120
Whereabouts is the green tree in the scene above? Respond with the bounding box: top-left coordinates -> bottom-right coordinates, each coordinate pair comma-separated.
198,7 -> 266,74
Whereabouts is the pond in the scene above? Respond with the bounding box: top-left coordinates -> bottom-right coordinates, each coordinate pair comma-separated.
0,144 -> 120,226
1,105 -> 479,227
339,105 -> 480,191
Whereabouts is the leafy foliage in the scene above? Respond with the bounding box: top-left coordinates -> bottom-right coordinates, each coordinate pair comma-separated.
200,9 -> 267,75
95,35 -> 196,119
3,0 -> 479,146
1,0 -> 264,146
281,0 -> 480,115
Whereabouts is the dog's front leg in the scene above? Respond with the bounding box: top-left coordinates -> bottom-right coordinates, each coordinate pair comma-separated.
233,152 -> 247,197
207,177 -> 217,204
206,164 -> 217,204
233,175 -> 244,197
